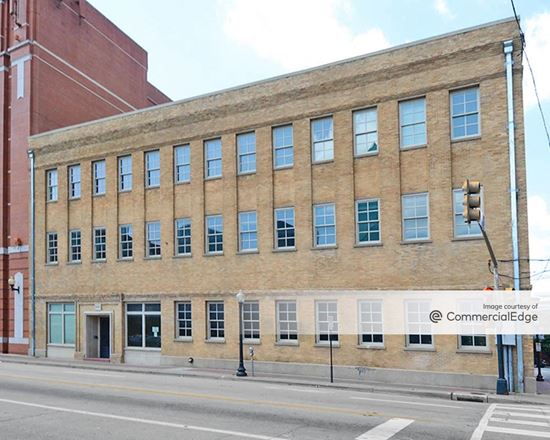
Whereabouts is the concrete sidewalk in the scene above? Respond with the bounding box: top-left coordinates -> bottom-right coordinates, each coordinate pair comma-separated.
1,354 -> 549,406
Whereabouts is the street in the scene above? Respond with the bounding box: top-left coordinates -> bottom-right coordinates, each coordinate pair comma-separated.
0,362 -> 548,440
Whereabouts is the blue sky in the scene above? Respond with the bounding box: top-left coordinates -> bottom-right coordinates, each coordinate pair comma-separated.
89,0 -> 550,289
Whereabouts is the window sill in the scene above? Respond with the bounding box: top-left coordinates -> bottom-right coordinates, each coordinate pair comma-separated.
404,346 -> 435,352
452,236 -> 483,242
451,135 -> 481,144
354,151 -> 379,159
400,239 -> 432,245
237,250 -> 259,255
143,256 -> 162,261
93,193 -> 106,198
173,254 -> 192,259
311,245 -> 338,251
205,339 -> 226,344
68,197 -> 81,201
124,347 -> 161,352
67,261 -> 82,265
47,343 -> 75,348
314,342 -> 340,348
238,171 -> 256,177
312,159 -> 334,166
145,185 -> 160,190
46,200 -> 58,204
91,259 -> 106,264
174,337 -> 193,343
456,348 -> 492,355
117,258 -> 134,262
400,144 -> 427,151
204,252 -> 224,257
275,341 -> 299,347
204,176 -> 222,182
45,262 -> 59,267
274,165 -> 293,171
118,189 -> 132,194
243,340 -> 261,345
357,344 -> 385,350
354,242 -> 382,248
175,180 -> 191,186
272,247 -> 297,253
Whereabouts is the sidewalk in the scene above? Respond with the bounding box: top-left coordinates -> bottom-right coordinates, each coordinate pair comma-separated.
1,354 -> 549,406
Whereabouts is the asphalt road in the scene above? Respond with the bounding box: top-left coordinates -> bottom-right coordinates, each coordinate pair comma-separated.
0,362 -> 547,439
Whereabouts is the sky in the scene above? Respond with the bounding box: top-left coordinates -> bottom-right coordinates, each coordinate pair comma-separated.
89,0 -> 550,290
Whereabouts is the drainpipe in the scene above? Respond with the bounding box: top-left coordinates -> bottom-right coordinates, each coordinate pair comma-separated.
503,40 -> 523,393
28,149 -> 35,357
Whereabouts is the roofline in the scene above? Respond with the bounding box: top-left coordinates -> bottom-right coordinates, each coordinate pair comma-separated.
29,16 -> 517,142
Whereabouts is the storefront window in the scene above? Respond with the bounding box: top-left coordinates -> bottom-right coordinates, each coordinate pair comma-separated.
126,303 -> 161,348
48,303 -> 75,345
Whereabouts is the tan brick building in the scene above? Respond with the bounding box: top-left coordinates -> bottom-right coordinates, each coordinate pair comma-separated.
28,18 -> 534,392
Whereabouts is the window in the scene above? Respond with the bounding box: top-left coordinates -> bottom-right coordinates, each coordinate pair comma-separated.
46,169 -> 58,201
46,232 -> 58,264
48,303 -> 75,345
400,98 -> 426,148
239,211 -> 257,252
207,302 -> 224,340
175,218 -> 192,256
146,221 -> 161,257
316,301 -> 338,343
311,117 -> 334,162
118,155 -> 132,191
119,224 -> 133,259
126,303 -> 161,348
69,229 -> 81,262
174,144 -> 191,183
458,300 -> 487,350
206,215 -> 223,254
277,301 -> 298,343
68,165 -> 81,199
356,199 -> 381,244
275,207 -> 295,249
237,132 -> 256,174
451,87 -> 480,139
273,125 -> 293,168
460,334 -> 487,349
242,301 -> 260,341
313,203 -> 336,247
176,302 -> 192,339
402,193 -> 429,241
406,301 -> 433,347
359,301 -> 384,346
353,108 -> 378,156
93,227 -> 106,261
145,150 -> 160,188
453,189 -> 481,237
93,160 -> 106,195
205,138 -> 222,178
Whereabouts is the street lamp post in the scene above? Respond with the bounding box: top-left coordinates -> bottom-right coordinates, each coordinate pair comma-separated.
328,317 -> 334,384
236,290 -> 247,377
535,335 -> 544,382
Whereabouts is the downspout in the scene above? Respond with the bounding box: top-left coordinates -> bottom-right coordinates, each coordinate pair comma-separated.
28,149 -> 35,357
503,40 -> 523,392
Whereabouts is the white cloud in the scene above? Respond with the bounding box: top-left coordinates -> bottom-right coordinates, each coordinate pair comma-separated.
528,195 -> 550,291
434,0 -> 454,19
524,12 -> 550,109
222,0 -> 390,71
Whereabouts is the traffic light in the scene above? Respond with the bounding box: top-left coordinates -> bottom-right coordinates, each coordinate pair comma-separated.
462,179 -> 481,223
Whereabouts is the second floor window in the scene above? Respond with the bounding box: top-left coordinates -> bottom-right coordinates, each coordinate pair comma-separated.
69,229 -> 81,262
145,150 -> 160,188
353,108 -> 378,156
119,224 -> 133,259
68,165 -> 81,199
205,138 -> 222,178
273,125 -> 293,168
451,87 -> 480,139
174,144 -> 191,183
93,227 -> 106,260
175,218 -> 192,255
239,211 -> 257,252
400,98 -> 426,148
93,160 -> 106,195
46,169 -> 58,201
146,221 -> 161,257
311,117 -> 334,163
237,132 -> 256,174
402,193 -> 429,241
206,215 -> 223,254
356,199 -> 381,244
314,203 -> 336,247
46,232 -> 58,264
119,155 -> 132,191
275,207 -> 295,249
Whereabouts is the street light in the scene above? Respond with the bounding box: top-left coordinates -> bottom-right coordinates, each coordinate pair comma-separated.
7,276 -> 19,293
535,335 -> 545,382
235,290 -> 247,377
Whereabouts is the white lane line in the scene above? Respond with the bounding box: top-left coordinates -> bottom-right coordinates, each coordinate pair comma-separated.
350,396 -> 463,409
265,386 -> 328,394
485,426 -> 550,438
470,403 -> 496,440
496,405 -> 550,412
493,411 -> 550,420
0,398 -> 286,440
356,418 -> 414,440
61,371 -> 126,378
491,417 -> 550,428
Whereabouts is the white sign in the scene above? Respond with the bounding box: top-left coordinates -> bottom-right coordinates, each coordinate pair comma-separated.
152,326 -> 159,338
536,342 -> 542,352
94,303 -> 102,312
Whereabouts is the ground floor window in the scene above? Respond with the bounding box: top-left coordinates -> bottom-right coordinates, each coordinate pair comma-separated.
176,302 -> 192,339
459,335 -> 487,348
48,303 -> 75,345
126,303 -> 161,348
207,301 -> 225,340
406,301 -> 433,347
316,301 -> 338,343
359,300 -> 384,346
242,301 -> 260,341
276,301 -> 298,343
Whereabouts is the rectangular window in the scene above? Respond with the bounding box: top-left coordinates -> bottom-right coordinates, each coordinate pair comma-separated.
145,150 -> 160,188
146,221 -> 161,257
359,301 -> 384,346
400,98 -> 426,148
68,164 -> 81,199
311,117 -> 334,162
126,303 -> 161,348
174,144 -> 191,183
46,169 -> 58,201
276,301 -> 298,343
205,138 -> 222,178
406,301 -> 433,347
48,303 -> 75,345
93,160 -> 106,195
402,193 -> 429,241
453,189 -> 481,237
176,302 -> 192,339
275,207 -> 295,249
175,218 -> 192,255
206,215 -> 223,254
238,211 -> 257,252
273,125 -> 293,168
356,199 -> 381,244
119,155 -> 132,191
314,203 -> 336,247
457,300 -> 487,350
353,108 -> 378,156
316,301 -> 338,343
69,229 -> 81,262
242,301 -> 260,341
119,224 -> 133,259
46,232 -> 58,264
237,132 -> 256,174
207,301 -> 224,340
93,227 -> 106,261
451,87 -> 480,140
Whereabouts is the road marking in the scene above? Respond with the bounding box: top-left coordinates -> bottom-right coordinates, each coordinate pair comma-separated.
265,386 -> 328,394
62,371 -> 126,378
356,418 -> 414,440
485,426 -> 550,438
490,417 -> 550,428
350,396 -> 463,409
470,403 -> 496,440
496,405 -> 550,412
0,398 -> 287,440
493,410 -> 550,420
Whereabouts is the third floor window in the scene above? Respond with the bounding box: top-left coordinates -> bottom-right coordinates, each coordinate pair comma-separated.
145,150 -> 160,188
119,155 -> 132,192
311,117 -> 334,163
68,165 -> 81,199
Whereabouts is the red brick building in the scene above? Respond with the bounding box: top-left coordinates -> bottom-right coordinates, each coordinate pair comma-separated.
0,0 -> 170,354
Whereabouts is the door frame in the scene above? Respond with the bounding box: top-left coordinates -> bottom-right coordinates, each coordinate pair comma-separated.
84,312 -> 113,359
